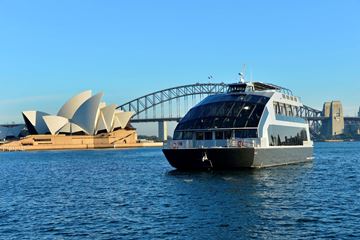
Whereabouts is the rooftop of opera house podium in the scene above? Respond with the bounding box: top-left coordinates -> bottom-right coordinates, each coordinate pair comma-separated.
1,90 -> 162,151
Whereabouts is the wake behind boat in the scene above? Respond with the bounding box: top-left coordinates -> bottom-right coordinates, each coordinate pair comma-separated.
163,78 -> 313,170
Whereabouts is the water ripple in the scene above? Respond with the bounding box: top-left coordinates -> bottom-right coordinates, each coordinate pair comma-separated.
0,143 -> 359,239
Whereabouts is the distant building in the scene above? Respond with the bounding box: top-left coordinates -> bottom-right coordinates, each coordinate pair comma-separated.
322,101 -> 344,137
345,122 -> 360,136
358,107 -> 360,117
22,90 -> 134,136
0,124 -> 25,141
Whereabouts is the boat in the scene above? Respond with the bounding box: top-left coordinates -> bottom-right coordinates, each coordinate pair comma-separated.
162,77 -> 313,169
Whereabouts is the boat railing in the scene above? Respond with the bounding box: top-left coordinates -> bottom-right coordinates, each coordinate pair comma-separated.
167,138 -> 260,149
228,138 -> 260,148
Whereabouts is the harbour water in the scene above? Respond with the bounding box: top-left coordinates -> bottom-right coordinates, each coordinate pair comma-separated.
0,142 -> 359,239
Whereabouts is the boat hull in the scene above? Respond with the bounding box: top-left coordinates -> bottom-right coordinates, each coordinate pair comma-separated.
162,147 -> 313,170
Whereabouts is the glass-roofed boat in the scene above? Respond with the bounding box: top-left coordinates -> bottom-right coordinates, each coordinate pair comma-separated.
162,79 -> 313,169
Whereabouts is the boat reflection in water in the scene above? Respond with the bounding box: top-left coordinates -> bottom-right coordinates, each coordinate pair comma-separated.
165,161 -> 314,238
163,79 -> 313,170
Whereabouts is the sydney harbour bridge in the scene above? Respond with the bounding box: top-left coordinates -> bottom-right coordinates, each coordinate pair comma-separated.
117,83 -> 359,140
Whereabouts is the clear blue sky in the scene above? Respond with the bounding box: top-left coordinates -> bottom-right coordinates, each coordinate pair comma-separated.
0,0 -> 359,135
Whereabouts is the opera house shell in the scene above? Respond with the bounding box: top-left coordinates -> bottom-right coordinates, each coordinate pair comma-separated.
22,91 -> 134,136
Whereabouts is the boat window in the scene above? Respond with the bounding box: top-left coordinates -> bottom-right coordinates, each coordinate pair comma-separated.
285,104 -> 293,116
215,131 -> 224,139
196,132 -> 204,140
246,105 -> 264,127
268,125 -> 308,146
274,102 -> 280,114
291,105 -> 295,116
292,106 -> 298,117
274,102 -> 301,118
235,129 -> 258,138
279,103 -> 286,115
228,84 -> 246,93
222,117 -> 233,128
204,132 -> 212,140
182,131 -> 193,140
284,105 -> 289,116
294,106 -> 299,117
175,94 -> 270,131
224,130 -> 232,139
173,131 -> 182,140
213,117 -> 225,128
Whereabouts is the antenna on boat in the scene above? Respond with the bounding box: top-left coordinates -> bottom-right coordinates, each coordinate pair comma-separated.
239,64 -> 246,83
239,73 -> 245,83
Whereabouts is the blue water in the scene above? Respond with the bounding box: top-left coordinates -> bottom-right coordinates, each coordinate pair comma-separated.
0,142 -> 360,239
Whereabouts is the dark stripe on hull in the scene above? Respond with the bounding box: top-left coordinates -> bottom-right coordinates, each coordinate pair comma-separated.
253,147 -> 313,168
162,147 -> 313,170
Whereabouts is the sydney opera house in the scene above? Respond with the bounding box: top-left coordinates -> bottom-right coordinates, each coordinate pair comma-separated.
22,90 -> 133,136
1,91 -> 148,151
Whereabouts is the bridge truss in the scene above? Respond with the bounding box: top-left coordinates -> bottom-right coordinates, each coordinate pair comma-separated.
118,83 -> 228,121
300,106 -> 323,136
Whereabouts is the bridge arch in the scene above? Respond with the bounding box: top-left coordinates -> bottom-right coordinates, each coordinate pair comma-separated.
118,83 -> 228,121
118,82 -> 322,121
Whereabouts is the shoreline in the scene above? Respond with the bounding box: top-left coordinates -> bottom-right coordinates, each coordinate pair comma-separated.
1,142 -> 163,152
0,130 -> 163,152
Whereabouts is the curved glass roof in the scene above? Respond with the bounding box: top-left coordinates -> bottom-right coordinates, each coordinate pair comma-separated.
175,93 -> 270,131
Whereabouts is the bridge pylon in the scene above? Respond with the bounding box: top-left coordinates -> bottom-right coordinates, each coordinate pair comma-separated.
158,120 -> 168,142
